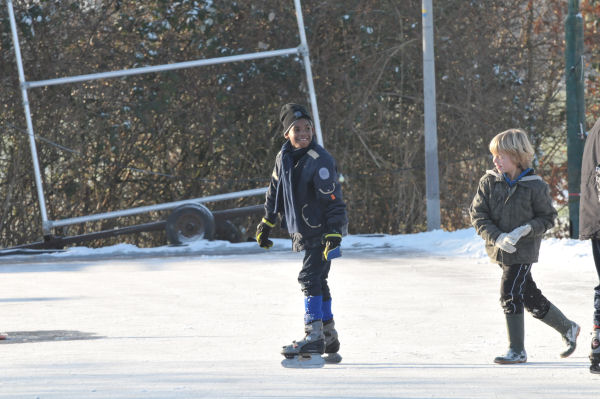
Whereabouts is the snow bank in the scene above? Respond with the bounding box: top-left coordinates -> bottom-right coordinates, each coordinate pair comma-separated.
2,227 -> 592,265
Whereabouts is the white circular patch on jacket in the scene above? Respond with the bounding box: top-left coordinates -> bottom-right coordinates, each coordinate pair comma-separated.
318,167 -> 330,180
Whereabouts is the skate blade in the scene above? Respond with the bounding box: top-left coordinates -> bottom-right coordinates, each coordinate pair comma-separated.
493,358 -> 527,365
323,353 -> 342,364
281,353 -> 325,368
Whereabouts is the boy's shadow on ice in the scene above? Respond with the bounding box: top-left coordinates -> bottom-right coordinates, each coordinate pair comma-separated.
0,330 -> 103,344
342,362 -> 589,370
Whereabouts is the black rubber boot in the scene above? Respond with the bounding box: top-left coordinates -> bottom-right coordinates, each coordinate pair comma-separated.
540,303 -> 580,358
494,313 -> 527,364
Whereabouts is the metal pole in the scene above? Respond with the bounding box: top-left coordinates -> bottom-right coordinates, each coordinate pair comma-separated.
421,0 -> 441,231
6,0 -> 51,234
293,0 -> 324,146
47,187 -> 268,229
565,0 -> 585,238
26,47 -> 300,89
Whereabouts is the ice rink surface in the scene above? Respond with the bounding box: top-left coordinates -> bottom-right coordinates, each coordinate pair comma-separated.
1,231 -> 598,398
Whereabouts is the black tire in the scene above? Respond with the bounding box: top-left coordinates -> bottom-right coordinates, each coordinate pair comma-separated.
215,219 -> 243,243
166,204 -> 215,245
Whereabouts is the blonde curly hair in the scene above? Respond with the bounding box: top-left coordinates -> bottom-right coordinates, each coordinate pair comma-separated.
489,128 -> 535,169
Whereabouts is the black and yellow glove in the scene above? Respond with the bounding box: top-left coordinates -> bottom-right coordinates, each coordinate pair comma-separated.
322,232 -> 342,261
256,218 -> 275,249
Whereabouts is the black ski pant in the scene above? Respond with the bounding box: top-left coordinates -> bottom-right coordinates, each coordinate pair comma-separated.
298,245 -> 332,301
591,239 -> 600,327
499,263 -> 550,318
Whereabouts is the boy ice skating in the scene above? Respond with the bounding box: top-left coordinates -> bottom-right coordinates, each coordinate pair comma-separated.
470,128 -> 580,364
256,103 -> 347,368
578,116 -> 600,373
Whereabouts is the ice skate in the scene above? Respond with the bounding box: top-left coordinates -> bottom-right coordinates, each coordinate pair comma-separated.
590,329 -> 600,374
281,320 -> 325,368
494,348 -> 527,364
323,319 -> 342,364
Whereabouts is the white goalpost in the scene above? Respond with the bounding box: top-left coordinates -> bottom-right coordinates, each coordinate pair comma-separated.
6,0 -> 322,237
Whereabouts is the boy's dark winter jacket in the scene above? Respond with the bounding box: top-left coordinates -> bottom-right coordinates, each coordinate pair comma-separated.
264,139 -> 347,251
470,169 -> 557,265
580,117 -> 600,240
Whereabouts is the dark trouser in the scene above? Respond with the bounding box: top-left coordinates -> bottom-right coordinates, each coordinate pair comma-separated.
500,263 -> 550,318
298,245 -> 332,301
591,239 -> 600,327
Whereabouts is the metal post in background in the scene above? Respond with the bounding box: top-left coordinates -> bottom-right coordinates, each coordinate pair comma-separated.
421,0 -> 441,231
293,0 -> 323,146
565,0 -> 585,238
6,0 -> 50,234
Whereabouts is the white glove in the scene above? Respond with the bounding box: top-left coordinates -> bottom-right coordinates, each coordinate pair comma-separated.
505,224 -> 532,246
495,233 -> 516,254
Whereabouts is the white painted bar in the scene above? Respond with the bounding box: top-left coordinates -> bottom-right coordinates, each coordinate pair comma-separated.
26,47 -> 300,88
6,0 -> 50,229
48,187 -> 268,229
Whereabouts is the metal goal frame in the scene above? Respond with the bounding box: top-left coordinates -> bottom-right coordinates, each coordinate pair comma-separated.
6,0 -> 323,237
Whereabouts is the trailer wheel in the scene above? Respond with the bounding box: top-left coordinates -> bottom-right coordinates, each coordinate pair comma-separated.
166,204 -> 215,245
215,219 -> 243,243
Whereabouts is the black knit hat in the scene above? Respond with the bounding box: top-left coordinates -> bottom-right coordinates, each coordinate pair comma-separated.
280,103 -> 313,134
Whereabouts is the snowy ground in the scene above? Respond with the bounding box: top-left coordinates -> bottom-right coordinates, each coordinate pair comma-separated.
1,228 -> 599,398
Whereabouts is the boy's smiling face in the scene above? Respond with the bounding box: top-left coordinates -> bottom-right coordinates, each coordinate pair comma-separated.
285,118 -> 313,149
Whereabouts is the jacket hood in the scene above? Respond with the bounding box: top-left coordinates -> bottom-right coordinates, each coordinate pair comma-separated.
485,169 -> 542,183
